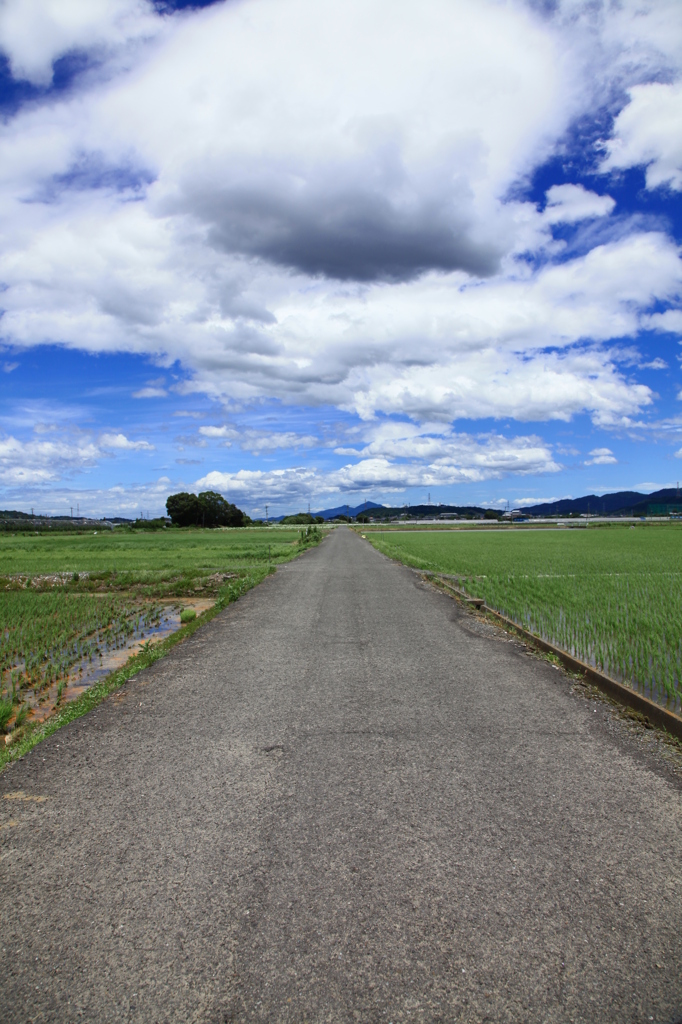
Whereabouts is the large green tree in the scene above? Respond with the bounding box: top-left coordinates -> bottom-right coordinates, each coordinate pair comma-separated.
166,491 -> 247,527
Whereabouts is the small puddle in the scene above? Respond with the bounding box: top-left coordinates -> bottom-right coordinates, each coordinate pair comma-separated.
7,598 -> 214,729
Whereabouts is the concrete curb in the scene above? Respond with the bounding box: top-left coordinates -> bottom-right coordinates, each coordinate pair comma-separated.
426,572 -> 682,743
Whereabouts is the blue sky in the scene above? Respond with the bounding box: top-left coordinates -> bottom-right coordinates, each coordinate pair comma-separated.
1,0 -> 681,518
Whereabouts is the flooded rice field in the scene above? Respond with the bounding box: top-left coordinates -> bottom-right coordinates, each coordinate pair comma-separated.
1,595 -> 214,736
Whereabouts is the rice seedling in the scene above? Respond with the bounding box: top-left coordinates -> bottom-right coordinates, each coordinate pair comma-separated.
369,524 -> 682,713
0,696 -> 13,731
0,591 -> 166,704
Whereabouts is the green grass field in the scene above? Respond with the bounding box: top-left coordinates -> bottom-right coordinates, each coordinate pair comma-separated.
0,525 -> 321,599
367,524 -> 682,713
0,526 -> 307,574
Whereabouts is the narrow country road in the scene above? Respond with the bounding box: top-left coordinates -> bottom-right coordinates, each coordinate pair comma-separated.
1,526 -> 681,1024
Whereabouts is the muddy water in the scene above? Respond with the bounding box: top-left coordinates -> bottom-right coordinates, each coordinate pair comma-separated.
17,598 -> 214,727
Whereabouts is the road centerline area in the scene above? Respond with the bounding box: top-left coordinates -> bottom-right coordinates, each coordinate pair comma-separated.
1,527 -> 681,1023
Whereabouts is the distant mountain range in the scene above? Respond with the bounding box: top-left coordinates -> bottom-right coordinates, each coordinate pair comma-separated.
312,500 -> 384,520
314,487 -> 682,519
520,487 -> 682,517
270,501 -> 384,521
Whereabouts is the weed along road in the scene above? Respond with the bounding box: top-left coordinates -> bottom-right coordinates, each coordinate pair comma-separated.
1,528 -> 681,1023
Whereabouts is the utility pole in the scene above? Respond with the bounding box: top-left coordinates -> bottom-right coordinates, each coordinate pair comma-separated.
265,503 -> 269,524
70,507 -> 73,518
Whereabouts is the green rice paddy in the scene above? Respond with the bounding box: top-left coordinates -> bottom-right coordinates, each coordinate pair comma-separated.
367,524 -> 682,713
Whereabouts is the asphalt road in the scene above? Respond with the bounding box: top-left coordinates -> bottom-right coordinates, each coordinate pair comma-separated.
1,526 -> 681,1024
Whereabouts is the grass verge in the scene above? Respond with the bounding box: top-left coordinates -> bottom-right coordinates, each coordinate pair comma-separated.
0,568 -> 270,772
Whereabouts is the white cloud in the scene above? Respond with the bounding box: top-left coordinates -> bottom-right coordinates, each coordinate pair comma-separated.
585,447 -> 617,465
198,425 -> 236,440
197,425 -> 318,452
0,425 -> 157,490
3,362 -> 19,373
195,467 -> 320,507
340,343 -> 654,427
132,386 -> 167,399
343,424 -> 560,475
0,0 -> 159,86
100,431 -> 153,450
0,476 -> 174,518
194,428 -> 560,506
601,81 -> 682,191
513,495 -> 566,508
543,184 -> 615,224
0,433 -> 99,484
549,0 -> 682,85
642,310 -> 682,334
241,432 -> 319,454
